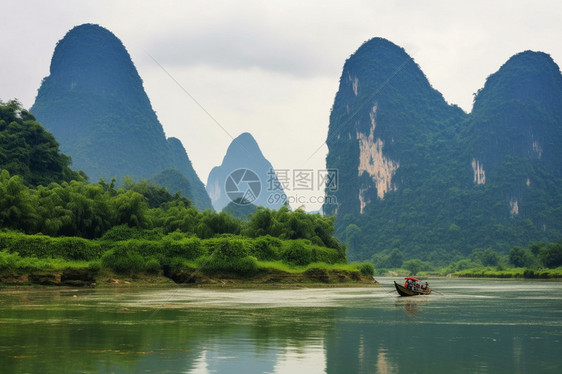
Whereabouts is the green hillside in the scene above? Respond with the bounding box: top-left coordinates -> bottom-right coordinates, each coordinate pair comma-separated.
324,38 -> 562,262
30,24 -> 212,210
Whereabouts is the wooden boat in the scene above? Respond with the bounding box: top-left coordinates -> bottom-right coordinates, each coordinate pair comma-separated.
394,277 -> 431,296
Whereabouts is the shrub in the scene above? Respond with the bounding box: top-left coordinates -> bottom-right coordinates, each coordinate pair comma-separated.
88,261 -> 102,272
0,250 -> 20,273
540,243 -> 562,268
403,259 -> 431,275
101,225 -> 164,241
200,256 -> 241,275
278,240 -> 343,266
0,231 -> 102,260
50,237 -> 102,260
167,257 -> 188,274
145,258 -> 161,274
200,239 -> 258,275
0,250 -> 53,273
231,256 -> 259,275
281,240 -> 312,266
356,262 -> 375,277
101,249 -> 145,275
0,232 -> 51,258
164,237 -> 206,260
448,259 -> 479,272
211,238 -> 249,260
311,245 -> 344,264
250,235 -> 281,261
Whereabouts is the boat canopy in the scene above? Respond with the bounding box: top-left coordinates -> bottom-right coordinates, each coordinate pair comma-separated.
404,277 -> 420,281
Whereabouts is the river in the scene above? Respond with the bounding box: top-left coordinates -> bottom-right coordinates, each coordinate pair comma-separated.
1,278 -> 561,373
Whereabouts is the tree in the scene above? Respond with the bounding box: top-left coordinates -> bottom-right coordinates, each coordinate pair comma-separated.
403,259 -> 429,275
0,170 -> 37,231
387,248 -> 405,268
345,224 -> 361,254
540,243 -> 562,268
111,190 -> 149,228
0,99 -> 85,186
223,198 -> 257,220
122,176 -> 190,208
509,247 -> 526,267
473,247 -> 500,267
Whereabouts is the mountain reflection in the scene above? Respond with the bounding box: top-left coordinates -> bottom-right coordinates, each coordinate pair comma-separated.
1,282 -> 561,374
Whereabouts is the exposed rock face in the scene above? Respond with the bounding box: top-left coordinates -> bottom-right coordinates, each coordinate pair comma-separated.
31,24 -> 211,209
471,159 -> 486,185
324,38 -> 562,260
206,132 -> 285,211
324,37 -> 464,218
356,104 -> 399,204
467,51 -> 562,218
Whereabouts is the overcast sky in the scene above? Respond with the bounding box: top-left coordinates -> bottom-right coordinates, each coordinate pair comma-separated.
2,1 -> 561,210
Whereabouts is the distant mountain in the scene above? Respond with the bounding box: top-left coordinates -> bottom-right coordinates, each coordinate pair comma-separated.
30,24 -> 211,210
469,51 -> 562,175
206,132 -> 285,211
464,50 -> 562,239
324,38 -> 562,261
222,198 -> 258,220
324,37 -> 466,218
150,168 -> 192,198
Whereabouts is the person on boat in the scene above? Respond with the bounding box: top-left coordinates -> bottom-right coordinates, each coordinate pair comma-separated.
425,282 -> 429,293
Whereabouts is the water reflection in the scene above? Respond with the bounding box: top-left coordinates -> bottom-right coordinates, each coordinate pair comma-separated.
1,279 -> 561,374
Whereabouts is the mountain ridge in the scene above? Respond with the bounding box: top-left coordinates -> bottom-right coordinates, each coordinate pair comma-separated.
206,132 -> 285,211
324,37 -> 562,261
30,23 -> 212,210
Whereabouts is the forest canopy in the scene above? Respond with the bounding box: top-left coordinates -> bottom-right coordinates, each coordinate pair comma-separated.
1,100 -> 354,283
0,100 -> 85,186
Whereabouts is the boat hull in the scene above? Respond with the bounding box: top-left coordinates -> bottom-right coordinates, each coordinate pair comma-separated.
394,281 -> 431,296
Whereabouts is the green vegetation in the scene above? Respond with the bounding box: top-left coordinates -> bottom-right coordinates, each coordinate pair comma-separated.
0,229 -> 373,285
0,250 -> 91,274
0,99 -> 372,286
324,39 -> 562,263
149,168 -> 193,203
222,198 -> 258,220
0,166 -> 362,284
30,24 -> 212,210
0,99 -> 85,186
371,240 -> 562,278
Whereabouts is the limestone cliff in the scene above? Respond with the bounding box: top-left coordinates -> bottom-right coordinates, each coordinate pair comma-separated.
324,38 -> 562,260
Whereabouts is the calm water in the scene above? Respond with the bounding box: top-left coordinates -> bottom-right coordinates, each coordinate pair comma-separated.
1,278 -> 561,373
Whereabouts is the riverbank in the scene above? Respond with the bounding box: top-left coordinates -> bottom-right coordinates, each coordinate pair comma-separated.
378,267 -> 562,279
447,267 -> 562,279
0,265 -> 378,288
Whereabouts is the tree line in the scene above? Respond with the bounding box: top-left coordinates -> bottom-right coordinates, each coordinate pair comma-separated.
370,241 -> 562,275
0,169 -> 345,254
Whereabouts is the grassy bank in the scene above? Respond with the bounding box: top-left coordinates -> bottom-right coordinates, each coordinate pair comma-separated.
0,248 -> 376,287
374,266 -> 562,279
446,267 -> 562,279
